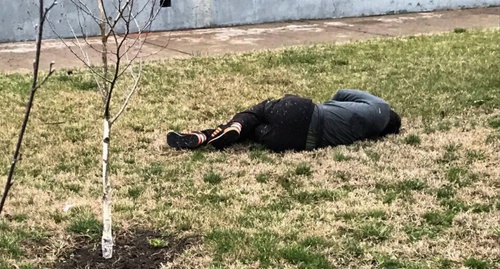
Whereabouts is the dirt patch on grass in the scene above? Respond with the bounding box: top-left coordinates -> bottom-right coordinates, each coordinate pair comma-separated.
56,230 -> 201,269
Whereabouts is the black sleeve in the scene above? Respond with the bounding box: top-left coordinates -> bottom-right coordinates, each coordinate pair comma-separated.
229,100 -> 269,140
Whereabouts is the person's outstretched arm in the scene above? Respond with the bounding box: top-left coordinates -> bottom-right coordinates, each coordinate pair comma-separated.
229,100 -> 269,139
331,89 -> 388,105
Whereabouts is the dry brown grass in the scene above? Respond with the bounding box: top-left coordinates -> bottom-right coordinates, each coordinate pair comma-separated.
0,29 -> 499,268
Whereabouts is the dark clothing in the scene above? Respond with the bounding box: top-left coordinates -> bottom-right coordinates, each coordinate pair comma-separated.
230,94 -> 315,152
205,90 -> 393,152
305,105 -> 324,150
313,89 -> 392,148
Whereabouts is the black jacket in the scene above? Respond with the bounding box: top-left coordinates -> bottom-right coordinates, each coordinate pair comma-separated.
231,94 -> 315,152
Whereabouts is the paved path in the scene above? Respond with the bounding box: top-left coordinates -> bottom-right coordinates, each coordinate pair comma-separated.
0,7 -> 498,73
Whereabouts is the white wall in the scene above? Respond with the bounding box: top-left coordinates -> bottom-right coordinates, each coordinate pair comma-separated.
0,0 -> 496,43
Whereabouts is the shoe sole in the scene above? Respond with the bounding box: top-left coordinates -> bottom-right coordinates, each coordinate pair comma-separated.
167,132 -> 200,149
208,128 -> 240,149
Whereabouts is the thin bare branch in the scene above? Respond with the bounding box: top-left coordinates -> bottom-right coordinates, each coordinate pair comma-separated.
69,0 -> 124,60
103,0 -> 138,117
69,0 -> 102,26
110,63 -> 141,125
35,61 -> 56,90
72,9 -> 109,57
98,0 -> 110,105
66,21 -> 92,65
104,2 -> 166,80
139,1 -> 162,32
103,0 -> 125,38
123,3 -> 170,60
54,38 -> 109,83
75,4 -> 89,38
42,0 -> 58,19
0,0 -> 57,215
115,38 -> 147,79
64,18 -> 110,102
48,19 -> 99,72
111,21 -> 144,126
48,20 -> 113,96
105,9 -> 123,38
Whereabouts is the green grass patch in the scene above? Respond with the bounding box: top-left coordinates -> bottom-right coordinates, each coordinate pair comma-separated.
487,115 -> 500,129
466,149 -> 486,164
294,162 -> 312,177
279,245 -> 333,269
375,178 -> 428,203
255,172 -> 269,183
205,228 -> 247,261
292,189 -> 346,204
0,224 -> 47,262
67,207 -> 102,239
355,222 -> 392,241
439,199 -> 469,213
198,191 -> 232,206
277,175 -> 302,193
403,224 -> 441,241
343,240 -> 364,258
340,221 -> 392,242
438,143 -> 461,164
333,151 -> 352,161
423,210 -> 456,228
249,147 -> 275,163
127,186 -> 144,200
0,231 -> 24,258
446,166 -> 478,187
436,184 -> 456,199
191,150 -> 205,162
463,257 -> 490,269
376,178 -> 427,193
206,228 -> 332,268
375,256 -> 423,269
336,209 -> 387,221
11,214 -> 28,223
203,170 -> 224,184
299,236 -> 335,249
404,134 -> 422,145
438,258 -> 454,269
364,149 -> 381,162
485,133 -> 500,145
265,197 -> 294,212
248,232 -> 280,267
141,162 -> 167,181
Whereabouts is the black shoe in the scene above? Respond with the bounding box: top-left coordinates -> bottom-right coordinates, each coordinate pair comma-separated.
207,123 -> 241,150
167,131 -> 206,149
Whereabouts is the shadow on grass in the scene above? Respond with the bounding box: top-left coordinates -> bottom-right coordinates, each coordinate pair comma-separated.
55,229 -> 201,269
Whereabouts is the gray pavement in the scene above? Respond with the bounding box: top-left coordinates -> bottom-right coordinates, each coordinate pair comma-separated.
0,7 -> 498,73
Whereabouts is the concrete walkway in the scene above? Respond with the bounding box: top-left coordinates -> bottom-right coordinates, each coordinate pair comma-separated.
0,7 -> 498,73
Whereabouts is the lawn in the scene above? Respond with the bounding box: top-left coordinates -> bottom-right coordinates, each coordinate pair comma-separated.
0,29 -> 499,268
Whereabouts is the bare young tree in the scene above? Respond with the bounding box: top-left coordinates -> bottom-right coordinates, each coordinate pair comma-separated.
50,0 -> 162,259
0,0 -> 57,215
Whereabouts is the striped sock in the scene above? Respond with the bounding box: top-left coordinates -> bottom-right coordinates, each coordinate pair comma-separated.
229,122 -> 242,133
195,132 -> 207,145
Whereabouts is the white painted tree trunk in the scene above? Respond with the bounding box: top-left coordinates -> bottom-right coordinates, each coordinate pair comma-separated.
101,117 -> 113,259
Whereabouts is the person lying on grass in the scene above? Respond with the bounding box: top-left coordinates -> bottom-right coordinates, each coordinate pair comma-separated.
167,89 -> 401,152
